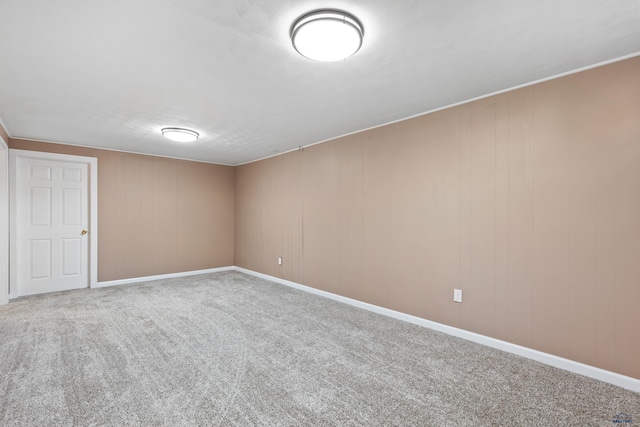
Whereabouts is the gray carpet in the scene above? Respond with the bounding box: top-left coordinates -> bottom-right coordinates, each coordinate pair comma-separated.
0,271 -> 638,426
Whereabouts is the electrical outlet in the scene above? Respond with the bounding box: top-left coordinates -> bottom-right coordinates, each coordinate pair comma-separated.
453,289 -> 463,303
278,257 -> 283,266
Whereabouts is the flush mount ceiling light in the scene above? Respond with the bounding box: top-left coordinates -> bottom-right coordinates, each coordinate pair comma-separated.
290,9 -> 364,62
161,127 -> 199,143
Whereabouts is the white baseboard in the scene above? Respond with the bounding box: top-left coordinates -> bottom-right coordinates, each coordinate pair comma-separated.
95,266 -> 235,288
234,267 -> 640,394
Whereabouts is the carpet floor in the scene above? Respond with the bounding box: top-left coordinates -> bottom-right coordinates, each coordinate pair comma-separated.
0,271 -> 638,426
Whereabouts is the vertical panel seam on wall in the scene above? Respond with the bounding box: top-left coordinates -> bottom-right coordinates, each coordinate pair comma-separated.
469,106 -> 473,326
266,160 -> 271,274
614,136 -> 619,371
566,103 -> 572,358
300,148 -> 305,262
458,108 -> 463,326
297,148 -> 302,280
506,94 -> 512,343
357,141 -> 362,299
594,144 -> 598,364
494,98 -> 498,332
530,88 -> 536,346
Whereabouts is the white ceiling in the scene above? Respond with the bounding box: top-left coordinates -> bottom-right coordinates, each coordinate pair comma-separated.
0,0 -> 639,165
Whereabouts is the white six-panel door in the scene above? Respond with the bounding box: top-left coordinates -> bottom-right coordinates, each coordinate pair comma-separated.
14,154 -> 90,296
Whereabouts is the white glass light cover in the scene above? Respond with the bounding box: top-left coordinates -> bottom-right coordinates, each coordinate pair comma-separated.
291,10 -> 364,62
161,127 -> 199,143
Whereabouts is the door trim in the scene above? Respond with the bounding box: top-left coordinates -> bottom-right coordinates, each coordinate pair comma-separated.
9,149 -> 98,298
0,139 -> 8,305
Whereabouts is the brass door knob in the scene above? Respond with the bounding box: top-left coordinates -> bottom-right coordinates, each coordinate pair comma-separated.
81,229 -> 88,235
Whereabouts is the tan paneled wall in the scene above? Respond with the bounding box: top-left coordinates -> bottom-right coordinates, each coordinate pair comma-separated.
9,140 -> 235,281
235,57 -> 640,379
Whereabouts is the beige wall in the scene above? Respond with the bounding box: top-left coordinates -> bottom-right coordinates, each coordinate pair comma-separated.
235,57 -> 640,380
9,139 -> 235,281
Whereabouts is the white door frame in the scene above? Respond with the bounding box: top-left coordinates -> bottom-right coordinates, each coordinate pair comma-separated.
9,149 -> 98,298
0,139 -> 8,305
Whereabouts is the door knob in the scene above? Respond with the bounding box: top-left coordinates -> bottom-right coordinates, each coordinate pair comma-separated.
81,229 -> 88,235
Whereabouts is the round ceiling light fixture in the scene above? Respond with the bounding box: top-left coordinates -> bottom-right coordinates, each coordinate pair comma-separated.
290,9 -> 364,62
161,127 -> 199,143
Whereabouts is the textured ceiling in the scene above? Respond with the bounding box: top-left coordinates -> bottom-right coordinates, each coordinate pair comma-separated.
0,0 -> 639,165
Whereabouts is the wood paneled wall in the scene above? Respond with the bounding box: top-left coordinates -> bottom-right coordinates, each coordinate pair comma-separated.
9,140 -> 235,281
235,57 -> 640,379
